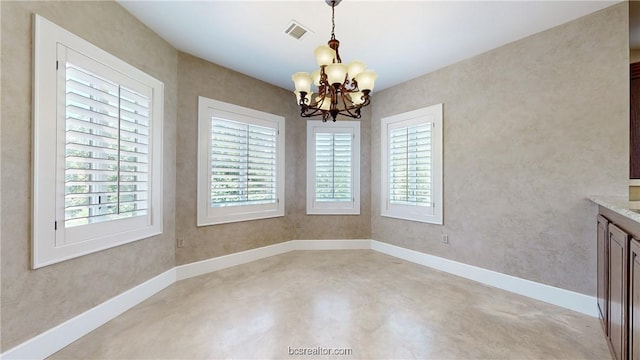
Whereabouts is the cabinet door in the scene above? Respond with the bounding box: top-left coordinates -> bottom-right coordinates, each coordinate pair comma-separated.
630,239 -> 640,360
610,224 -> 630,360
598,215 -> 609,334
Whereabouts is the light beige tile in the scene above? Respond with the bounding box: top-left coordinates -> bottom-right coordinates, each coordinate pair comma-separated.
51,251 -> 610,359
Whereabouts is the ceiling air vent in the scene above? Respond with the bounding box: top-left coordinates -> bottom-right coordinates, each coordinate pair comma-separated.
284,21 -> 311,41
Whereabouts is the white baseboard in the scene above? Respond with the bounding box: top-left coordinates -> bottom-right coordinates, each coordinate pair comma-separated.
1,268 -> 176,360
175,239 -> 371,281
175,241 -> 295,281
370,240 -> 597,317
2,238 -> 597,360
291,239 -> 372,250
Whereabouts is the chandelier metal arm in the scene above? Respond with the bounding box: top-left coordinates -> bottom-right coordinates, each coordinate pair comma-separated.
337,90 -> 368,118
298,107 -> 365,122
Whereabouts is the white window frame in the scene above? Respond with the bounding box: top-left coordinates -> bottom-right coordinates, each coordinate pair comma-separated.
306,121 -> 360,215
197,97 -> 285,226
381,104 -> 443,224
32,15 -> 164,268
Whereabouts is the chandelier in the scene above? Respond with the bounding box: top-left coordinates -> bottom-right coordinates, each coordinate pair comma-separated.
291,0 -> 377,122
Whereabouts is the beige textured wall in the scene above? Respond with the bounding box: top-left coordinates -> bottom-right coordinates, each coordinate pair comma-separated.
175,53 -> 371,265
371,3 -> 629,295
0,1 -> 177,350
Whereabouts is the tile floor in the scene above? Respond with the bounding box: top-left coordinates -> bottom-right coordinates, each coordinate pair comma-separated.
51,250 -> 611,359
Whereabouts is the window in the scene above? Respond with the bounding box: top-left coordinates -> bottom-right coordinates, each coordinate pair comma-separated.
381,104 -> 443,224
32,16 -> 164,268
306,121 -> 360,215
197,97 -> 285,226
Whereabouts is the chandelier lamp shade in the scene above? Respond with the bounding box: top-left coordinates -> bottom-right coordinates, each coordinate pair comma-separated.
291,0 -> 377,122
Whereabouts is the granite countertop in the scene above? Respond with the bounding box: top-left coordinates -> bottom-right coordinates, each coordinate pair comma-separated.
588,195 -> 640,223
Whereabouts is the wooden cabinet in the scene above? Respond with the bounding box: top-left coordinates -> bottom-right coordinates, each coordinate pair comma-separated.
630,239 -> 640,360
599,215 -> 609,334
610,223 -> 630,360
594,205 -> 640,360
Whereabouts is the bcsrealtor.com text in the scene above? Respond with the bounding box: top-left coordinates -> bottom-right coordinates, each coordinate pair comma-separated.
288,346 -> 353,356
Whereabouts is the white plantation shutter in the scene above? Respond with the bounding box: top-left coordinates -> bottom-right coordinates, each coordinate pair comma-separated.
306,121 -> 360,215
388,124 -> 432,207
197,97 -> 285,226
315,132 -> 352,202
32,15 -> 163,268
118,87 -> 150,215
64,63 -> 150,228
210,118 -> 277,207
381,104 -> 443,224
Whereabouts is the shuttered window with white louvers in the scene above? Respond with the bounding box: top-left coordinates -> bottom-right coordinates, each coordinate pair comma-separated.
388,124 -> 432,207
33,15 -> 163,268
210,118 -> 277,207
306,121 -> 360,215
380,104 -> 443,225
64,63 -> 150,228
314,132 -> 352,202
197,96 -> 285,226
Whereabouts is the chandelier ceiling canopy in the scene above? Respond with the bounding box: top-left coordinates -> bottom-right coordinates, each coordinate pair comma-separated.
291,0 -> 377,122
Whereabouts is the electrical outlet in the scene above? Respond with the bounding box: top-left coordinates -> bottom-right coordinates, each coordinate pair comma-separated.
441,234 -> 449,244
177,238 -> 185,248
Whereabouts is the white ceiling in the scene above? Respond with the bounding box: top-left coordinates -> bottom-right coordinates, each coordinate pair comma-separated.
118,0 -> 620,92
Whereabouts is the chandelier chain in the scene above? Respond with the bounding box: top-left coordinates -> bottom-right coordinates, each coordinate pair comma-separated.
331,1 -> 336,40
